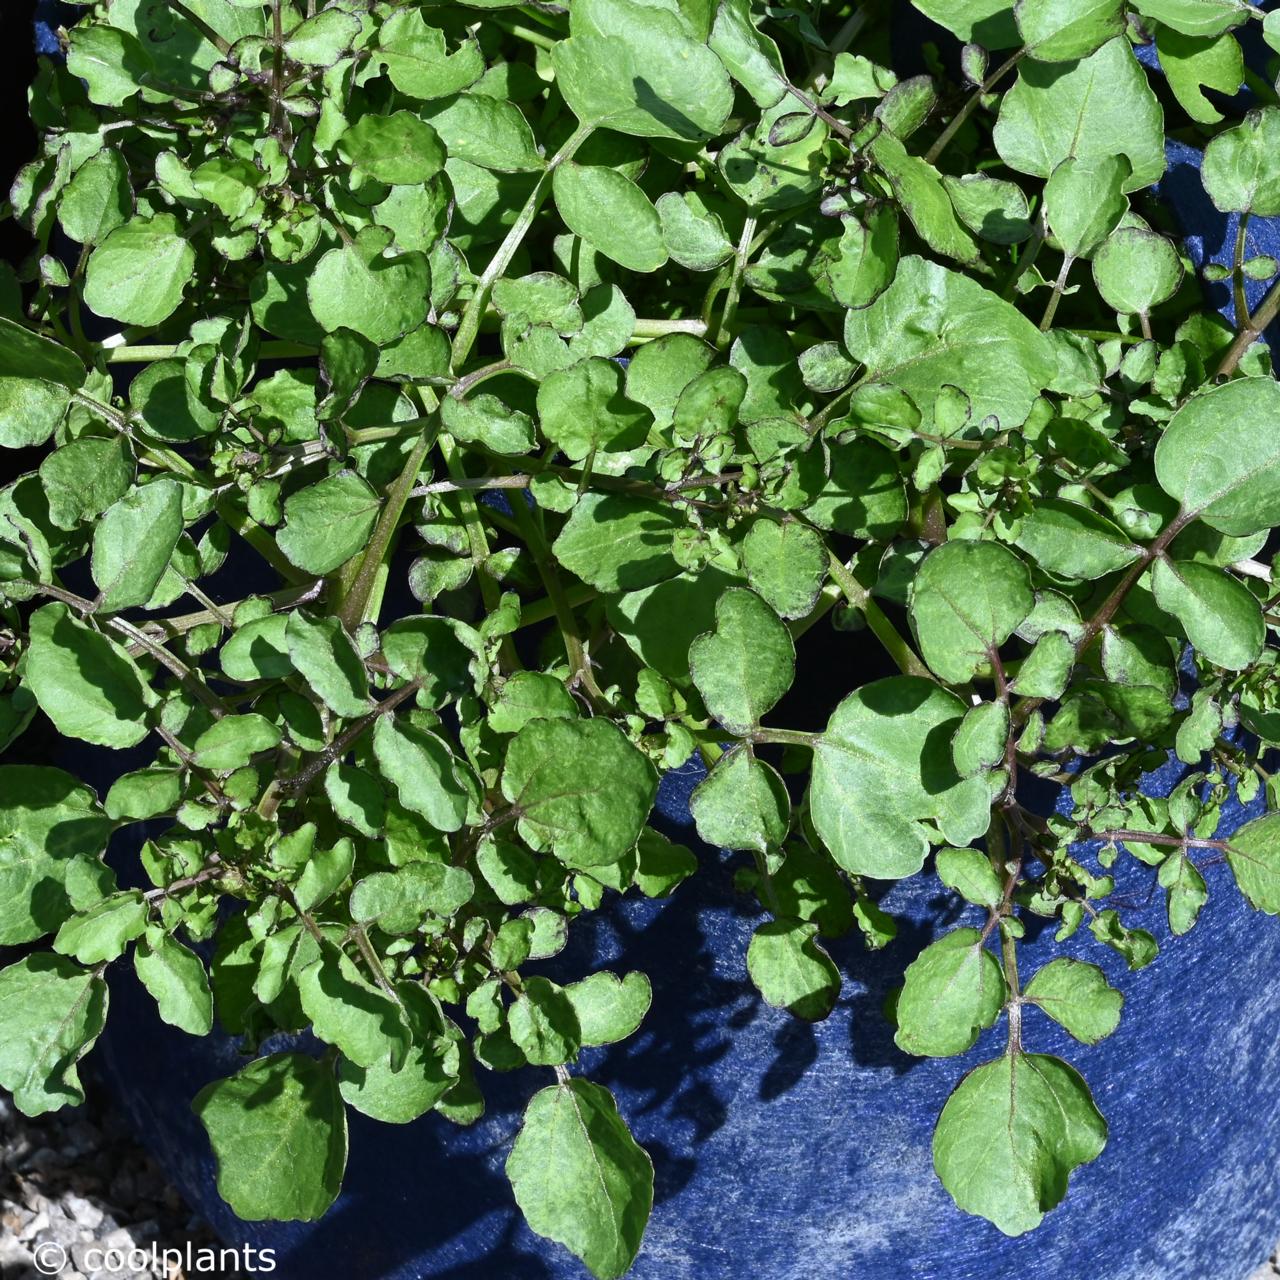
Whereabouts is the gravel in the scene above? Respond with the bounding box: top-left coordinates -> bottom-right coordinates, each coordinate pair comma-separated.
0,1087 -> 239,1280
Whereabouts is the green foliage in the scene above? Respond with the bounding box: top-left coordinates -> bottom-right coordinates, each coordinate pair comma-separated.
5,0 -> 1280,1268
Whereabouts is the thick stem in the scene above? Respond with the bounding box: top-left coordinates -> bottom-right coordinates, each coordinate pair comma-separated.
1039,256 -> 1073,332
1013,510 -> 1193,725
451,122 -> 594,370
827,552 -> 932,680
333,422 -> 436,631
1233,212 -> 1252,330
751,727 -> 817,748
714,215 -> 758,349
1216,273 -> 1280,377
1088,829 -> 1227,851
781,83 -> 854,141
105,340 -> 312,364
263,677 -> 423,813
509,492 -> 605,704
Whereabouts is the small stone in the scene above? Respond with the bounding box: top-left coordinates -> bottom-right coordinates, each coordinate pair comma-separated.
18,1211 -> 48,1242
61,1197 -> 103,1232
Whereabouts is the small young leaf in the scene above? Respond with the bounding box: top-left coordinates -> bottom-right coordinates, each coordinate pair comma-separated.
1024,958 -> 1123,1043
689,588 -> 794,733
134,927 -> 214,1036
894,927 -> 1006,1057
746,919 -> 841,1021
690,747 -> 790,853
563,972 -> 652,1047
936,848 -> 1003,909
1226,812 -> 1280,913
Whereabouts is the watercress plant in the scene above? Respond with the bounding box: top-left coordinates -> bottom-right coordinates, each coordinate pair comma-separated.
5,0 -> 1280,1273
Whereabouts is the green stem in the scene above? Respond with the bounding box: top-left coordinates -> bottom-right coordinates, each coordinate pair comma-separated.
519,583 -> 596,628
1001,219 -> 1044,301
105,340 -> 312,364
751,727 -> 817,748
1013,510 -> 1193,725
1216,273 -> 1280,377
925,48 -> 1026,166
1234,212 -> 1252,330
715,215 -> 758,349
334,424 -> 436,631
435,437 -> 519,673
631,317 -> 708,341
508,490 -> 606,704
1039,256 -> 1073,332
490,15 -> 558,50
781,82 -> 854,140
171,0 -> 232,54
107,616 -> 227,716
451,122 -> 594,370
71,389 -> 200,481
216,499 -> 309,584
826,552 -> 932,680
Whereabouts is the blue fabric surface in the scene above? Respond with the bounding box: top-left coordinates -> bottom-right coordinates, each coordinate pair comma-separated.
29,10 -> 1280,1278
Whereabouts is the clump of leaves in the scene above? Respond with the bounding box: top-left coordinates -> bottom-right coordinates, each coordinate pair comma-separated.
5,0 -> 1280,1272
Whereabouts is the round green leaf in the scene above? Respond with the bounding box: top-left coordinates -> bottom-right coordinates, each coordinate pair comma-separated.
894,927 -> 1006,1058
506,1079 -> 653,1280
1150,557 -> 1263,670
1091,228 -> 1184,315
1153,377 -> 1280,535
276,470 -> 382,574
993,39 -> 1166,193
908,540 -> 1034,684
338,111 -> 446,186
553,163 -> 668,273
536,357 -> 653,460
501,718 -> 656,869
933,1053 -> 1107,1236
746,919 -> 841,1022
810,677 -> 991,879
1202,107 -> 1280,215
689,588 -> 794,734
83,214 -> 196,327
1015,0 -> 1125,61
24,604 -> 155,748
307,227 -> 431,346
690,747 -> 790,853
193,1053 -> 348,1222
